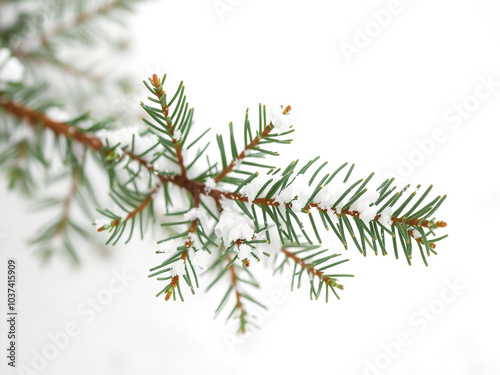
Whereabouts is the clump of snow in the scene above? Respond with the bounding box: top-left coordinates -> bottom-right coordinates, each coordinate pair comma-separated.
184,207 -> 204,221
173,129 -> 182,140
412,229 -> 422,239
240,173 -> 272,202
215,206 -> 255,245
267,105 -> 293,132
275,174 -> 312,211
204,177 -> 216,192
0,48 -> 24,82
190,250 -> 210,270
315,183 -> 347,211
170,259 -> 186,277
350,189 -> 380,225
152,155 -> 175,173
378,207 -> 393,228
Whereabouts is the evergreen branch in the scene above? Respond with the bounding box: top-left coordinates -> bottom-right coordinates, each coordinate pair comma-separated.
0,94 -> 447,261
213,123 -> 274,183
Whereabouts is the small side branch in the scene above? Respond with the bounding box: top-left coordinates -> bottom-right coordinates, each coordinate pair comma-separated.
150,74 -> 187,179
214,123 -> 274,183
281,248 -> 339,288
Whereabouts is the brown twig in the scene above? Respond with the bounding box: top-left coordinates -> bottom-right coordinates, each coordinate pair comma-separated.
150,74 -> 187,180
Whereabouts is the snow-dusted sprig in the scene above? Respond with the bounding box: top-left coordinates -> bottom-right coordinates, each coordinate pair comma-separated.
224,159 -> 447,267
212,104 -> 294,185
141,73 -> 193,179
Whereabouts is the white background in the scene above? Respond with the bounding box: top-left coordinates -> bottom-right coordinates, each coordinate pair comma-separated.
1,0 -> 500,374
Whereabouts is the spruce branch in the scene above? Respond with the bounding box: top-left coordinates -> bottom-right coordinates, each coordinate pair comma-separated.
1,72 -> 449,333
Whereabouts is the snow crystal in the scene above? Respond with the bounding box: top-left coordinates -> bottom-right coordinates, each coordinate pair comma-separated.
315,183 -> 347,211
378,207 -> 393,228
159,238 -> 184,256
215,208 -> 254,245
191,250 -> 210,270
173,129 -> 182,140
205,177 -> 216,191
358,205 -> 379,225
184,207 -> 206,222
170,259 -> 186,277
240,173 -> 272,202
276,174 -> 313,212
267,105 -> 293,132
152,156 -> 171,172
350,190 -> 380,225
